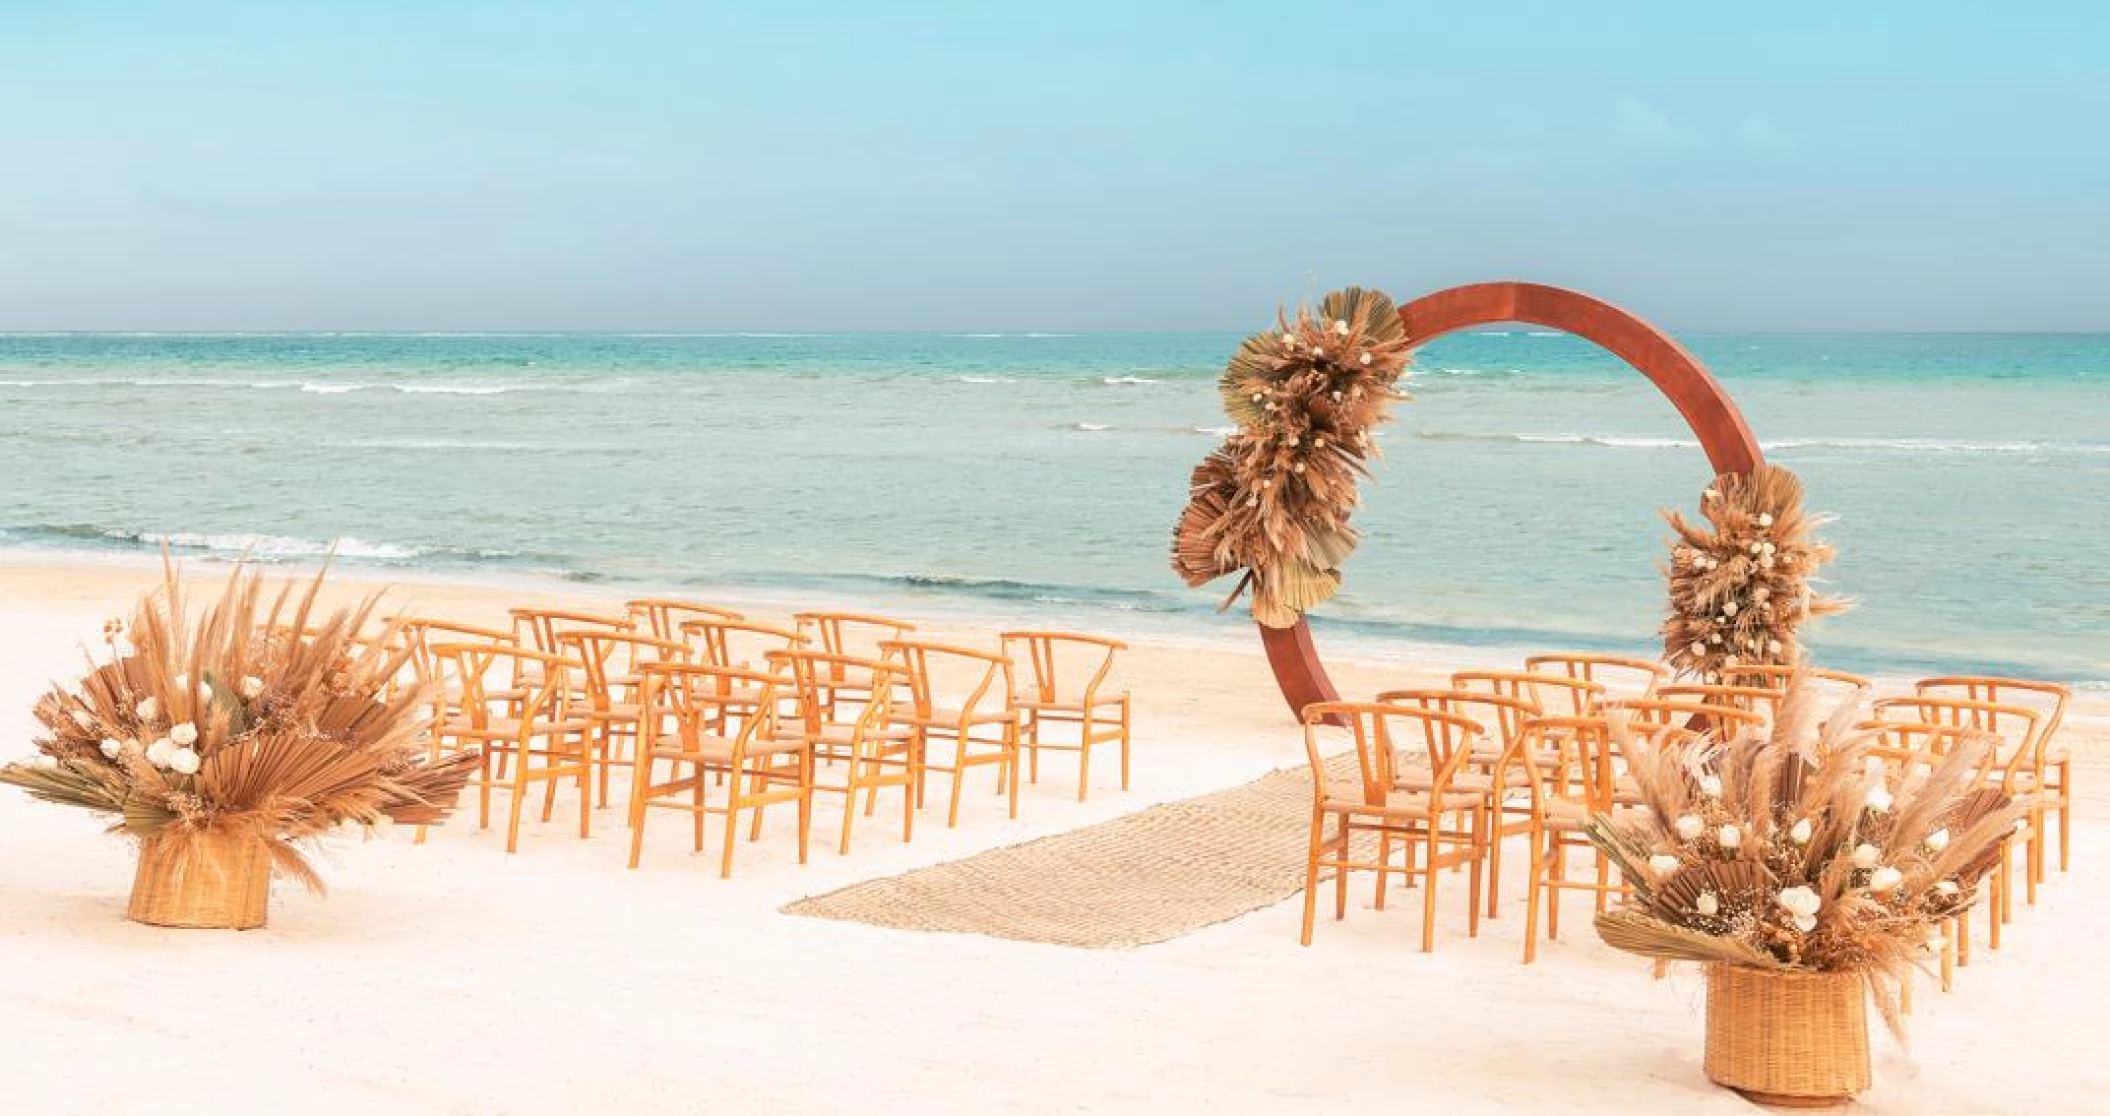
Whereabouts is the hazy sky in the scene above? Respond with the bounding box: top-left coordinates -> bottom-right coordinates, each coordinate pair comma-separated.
1,2 -> 2104,331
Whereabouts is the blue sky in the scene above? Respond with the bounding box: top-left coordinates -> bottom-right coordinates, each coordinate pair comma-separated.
0,2 -> 2104,331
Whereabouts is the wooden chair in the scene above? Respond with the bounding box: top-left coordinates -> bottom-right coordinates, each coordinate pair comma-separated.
627,598 -> 745,642
509,606 -> 634,653
1298,702 -> 1486,952
680,617 -> 809,672
1916,677 -> 2073,877
793,610 -> 915,716
1524,652 -> 1666,702
557,630 -> 689,810
1875,694 -> 2044,918
402,618 -> 517,842
1379,686 -> 1542,919
1518,715 -> 1627,962
1002,630 -> 1132,801
1453,669 -> 1605,717
431,642 -> 593,853
882,640 -> 1021,827
627,663 -> 810,877
769,649 -> 917,854
1862,718 -> 2003,980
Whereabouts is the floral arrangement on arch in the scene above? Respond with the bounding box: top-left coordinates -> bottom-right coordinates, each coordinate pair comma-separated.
1661,463 -> 1847,681
1587,677 -> 2022,1036
0,562 -> 477,893
1171,287 -> 1414,627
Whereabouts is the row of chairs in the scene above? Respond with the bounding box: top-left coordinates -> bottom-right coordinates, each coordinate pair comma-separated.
399,601 -> 1133,872
1297,653 -> 2074,977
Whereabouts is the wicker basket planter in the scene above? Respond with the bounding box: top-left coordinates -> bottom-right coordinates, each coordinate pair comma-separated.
127,830 -> 273,930
1704,964 -> 1870,1108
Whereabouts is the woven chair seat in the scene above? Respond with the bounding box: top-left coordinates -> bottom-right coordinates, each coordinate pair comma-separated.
453,717 -> 591,740
1322,781 -> 1482,817
650,734 -> 807,763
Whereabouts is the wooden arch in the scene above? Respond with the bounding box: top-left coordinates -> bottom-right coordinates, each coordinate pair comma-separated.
1257,281 -> 1766,719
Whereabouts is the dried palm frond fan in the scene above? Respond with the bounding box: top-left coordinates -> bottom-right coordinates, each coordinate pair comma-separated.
1171,287 -> 1413,626
0,560 -> 477,928
1661,464 -> 1848,680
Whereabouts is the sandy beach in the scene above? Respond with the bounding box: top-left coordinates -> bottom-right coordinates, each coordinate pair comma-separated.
2,560 -> 2105,1115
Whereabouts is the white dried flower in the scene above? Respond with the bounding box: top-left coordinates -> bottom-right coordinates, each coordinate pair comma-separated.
1851,843 -> 1881,869
1777,886 -> 1821,932
1674,814 -> 1705,841
1865,785 -> 1893,813
1698,774 -> 1723,797
1748,541 -> 1764,555
1332,319 -> 1350,336
198,682 -> 213,701
136,697 -> 159,722
1688,641 -> 1705,657
1758,512 -> 1774,528
1695,891 -> 1719,917
144,737 -> 176,768
1724,601 -> 1739,617
1924,828 -> 1951,853
1250,393 -> 1263,403
1789,818 -> 1813,845
1292,462 -> 1305,474
1759,556 -> 1775,569
167,747 -> 201,776
1359,352 -> 1372,366
1766,639 -> 1783,654
170,722 -> 198,746
1869,866 -> 1904,892
240,675 -> 265,699
1331,390 -> 1343,401
1934,880 -> 1959,896
99,738 -> 123,759
1648,854 -> 1681,876
1717,825 -> 1742,849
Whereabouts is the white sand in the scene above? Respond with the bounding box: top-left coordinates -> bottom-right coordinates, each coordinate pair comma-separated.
1,563 -> 2105,1114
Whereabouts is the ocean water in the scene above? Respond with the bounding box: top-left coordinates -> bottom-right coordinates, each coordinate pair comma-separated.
0,331 -> 2102,683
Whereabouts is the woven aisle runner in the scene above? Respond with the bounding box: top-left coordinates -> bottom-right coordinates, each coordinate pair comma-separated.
781,755 -> 1366,948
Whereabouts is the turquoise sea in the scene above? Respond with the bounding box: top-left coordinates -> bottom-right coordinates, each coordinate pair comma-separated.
0,331 -> 2102,683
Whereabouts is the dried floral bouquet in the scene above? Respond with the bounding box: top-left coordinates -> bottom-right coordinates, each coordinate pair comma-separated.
1588,677 -> 2022,1038
0,561 -> 476,905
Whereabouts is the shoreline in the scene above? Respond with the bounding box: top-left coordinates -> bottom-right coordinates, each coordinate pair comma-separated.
2,544 -> 2096,690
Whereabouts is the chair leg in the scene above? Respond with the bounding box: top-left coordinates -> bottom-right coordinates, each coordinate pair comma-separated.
1300,808 -> 1325,946
1467,811 -> 1484,939
1026,716 -> 1041,785
578,761 -> 591,839
1120,702 -> 1132,790
1420,835 -> 1440,953
720,790 -> 741,879
1333,824 -> 1350,922
1077,732 -> 1092,803
1548,842 -> 1565,940
948,763 -> 967,828
796,765 -> 813,865
838,784 -> 857,856
626,757 -> 652,870
1523,827 -> 1544,964
1374,831 -> 1391,912
1006,735 -> 1021,820
1485,803 -> 1503,919
2057,763 -> 2072,872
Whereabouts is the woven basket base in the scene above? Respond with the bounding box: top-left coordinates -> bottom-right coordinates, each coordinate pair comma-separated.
1704,964 -> 1869,1107
127,830 -> 272,930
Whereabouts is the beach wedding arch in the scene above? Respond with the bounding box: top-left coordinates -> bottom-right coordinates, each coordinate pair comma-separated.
1172,280 -> 1842,716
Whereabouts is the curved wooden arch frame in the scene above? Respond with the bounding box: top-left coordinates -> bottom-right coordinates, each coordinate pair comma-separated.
1259,281 -> 1766,720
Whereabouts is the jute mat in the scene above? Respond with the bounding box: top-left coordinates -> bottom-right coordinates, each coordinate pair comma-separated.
782,755 -> 1363,949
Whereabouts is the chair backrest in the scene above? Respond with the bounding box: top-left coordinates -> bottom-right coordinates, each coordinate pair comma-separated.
1873,694 -> 2044,789
1914,676 -> 2070,757
402,618 -> 515,717
1378,687 -> 1538,760
509,607 -> 633,654
627,598 -> 746,642
1598,698 -> 1766,734
1516,715 -> 1620,815
1524,653 -> 1666,700
1721,663 -> 1872,704
794,611 -> 916,661
680,617 -> 809,672
1452,669 -> 1604,717
1858,717 -> 2001,787
1655,683 -> 1782,718
639,662 -> 780,757
1300,701 -> 1482,807
879,640 -> 1012,725
556,630 -> 689,713
429,641 -> 575,738
1001,630 -> 1126,707
769,649 -> 908,747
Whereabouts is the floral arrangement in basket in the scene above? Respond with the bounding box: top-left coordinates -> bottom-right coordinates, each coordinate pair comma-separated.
1171,287 -> 1414,627
1587,678 -> 2022,1039
1661,464 -> 1848,681
0,562 -> 477,926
